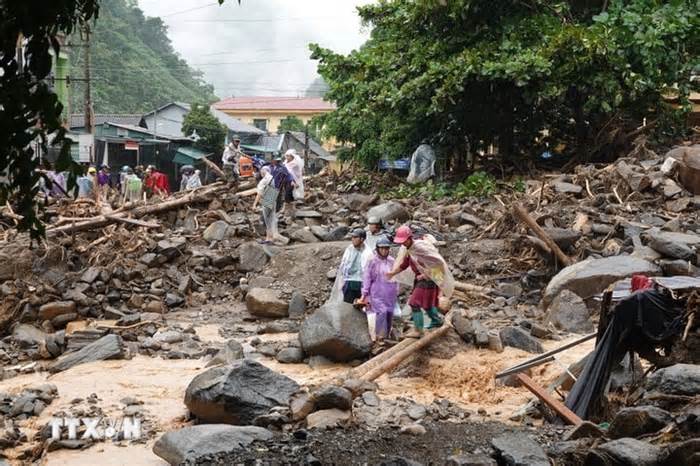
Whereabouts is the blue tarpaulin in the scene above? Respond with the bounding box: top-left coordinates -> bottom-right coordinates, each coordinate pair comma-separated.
378,158 -> 410,170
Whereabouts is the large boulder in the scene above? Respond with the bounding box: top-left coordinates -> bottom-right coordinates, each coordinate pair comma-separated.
184,359 -> 299,425
299,302 -> 372,362
48,334 -> 124,373
238,242 -> 270,273
367,201 -> 410,223
12,324 -> 46,348
645,364 -> 700,396
245,288 -> 289,318
644,230 -> 700,261
152,424 -> 273,465
491,432 -> 549,466
546,290 -> 593,334
290,228 -> 320,244
542,256 -> 661,308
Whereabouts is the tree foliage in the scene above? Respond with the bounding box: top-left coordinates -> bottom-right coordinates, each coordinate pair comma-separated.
311,0 -> 700,169
182,103 -> 227,156
278,115 -> 323,142
70,0 -> 218,113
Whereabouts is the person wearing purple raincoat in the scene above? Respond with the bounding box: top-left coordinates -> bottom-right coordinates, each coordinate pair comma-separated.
361,236 -> 399,342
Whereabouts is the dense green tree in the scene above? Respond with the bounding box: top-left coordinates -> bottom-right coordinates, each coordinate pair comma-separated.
311,0 -> 699,169
70,0 -> 217,113
278,115 -> 323,142
182,104 -> 227,156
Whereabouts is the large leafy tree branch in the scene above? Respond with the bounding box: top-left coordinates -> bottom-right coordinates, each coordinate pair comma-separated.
311,0 -> 699,170
182,103 -> 227,156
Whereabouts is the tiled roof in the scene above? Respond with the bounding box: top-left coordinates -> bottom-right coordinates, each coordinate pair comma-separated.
70,114 -> 143,128
213,96 -> 335,112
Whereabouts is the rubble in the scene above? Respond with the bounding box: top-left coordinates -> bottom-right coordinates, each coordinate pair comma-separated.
48,334 -> 124,373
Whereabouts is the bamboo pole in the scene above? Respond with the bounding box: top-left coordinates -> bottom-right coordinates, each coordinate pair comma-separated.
512,203 -> 572,267
360,324 -> 452,382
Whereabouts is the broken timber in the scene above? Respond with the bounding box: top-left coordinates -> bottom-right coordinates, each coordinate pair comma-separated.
513,203 -> 572,267
360,323 -> 452,382
347,338 -> 416,380
45,182 -> 253,236
515,373 -> 582,426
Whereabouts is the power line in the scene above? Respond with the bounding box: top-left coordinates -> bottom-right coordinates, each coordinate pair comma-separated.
161,2 -> 219,18
177,16 -> 340,23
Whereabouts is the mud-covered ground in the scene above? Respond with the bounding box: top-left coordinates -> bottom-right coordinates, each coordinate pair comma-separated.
190,422 -> 560,465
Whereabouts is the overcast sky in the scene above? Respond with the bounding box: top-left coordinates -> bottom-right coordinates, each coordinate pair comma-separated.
137,0 -> 373,99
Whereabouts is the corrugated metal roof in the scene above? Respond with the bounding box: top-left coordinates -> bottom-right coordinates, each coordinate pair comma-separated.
70,114 -> 143,129
213,96 -> 335,112
209,107 -> 265,135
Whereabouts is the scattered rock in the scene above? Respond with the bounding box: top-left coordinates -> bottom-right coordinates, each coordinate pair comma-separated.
564,421 -> 607,441
586,438 -> 661,466
206,339 -> 244,367
290,392 -> 315,421
400,424 -> 427,436
324,226 -> 350,242
499,326 -> 544,354
290,228 -> 320,243
80,266 -> 101,284
361,391 -> 380,407
306,408 -> 351,429
299,302 -> 372,362
312,385 -> 353,411
645,364 -> 700,397
546,290 -> 594,333
203,220 -> 230,242
276,347 -> 305,364
446,454 -> 497,466
407,404 -> 427,420
288,291 -> 306,319
12,324 -> 46,348
367,201 -> 410,223
552,181 -> 582,194
491,432 -> 549,466
152,424 -> 273,465
609,406 -> 672,439
246,288 -> 289,318
49,334 -> 124,373
542,256 -> 661,308
646,230 -> 696,261
238,242 -> 270,273
184,359 -> 299,424
342,378 -> 379,398
38,301 -> 77,321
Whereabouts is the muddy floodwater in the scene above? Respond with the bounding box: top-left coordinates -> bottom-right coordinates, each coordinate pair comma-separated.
0,307 -> 593,466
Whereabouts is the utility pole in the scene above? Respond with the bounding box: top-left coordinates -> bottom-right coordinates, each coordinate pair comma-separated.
83,23 -> 94,163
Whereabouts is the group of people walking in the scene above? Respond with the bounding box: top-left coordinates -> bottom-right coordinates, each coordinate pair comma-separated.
39,163 -> 172,205
334,220 -> 455,346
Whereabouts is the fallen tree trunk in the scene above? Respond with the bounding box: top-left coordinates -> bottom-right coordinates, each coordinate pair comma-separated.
45,182 -> 247,237
513,203 -> 572,267
360,324 -> 452,382
347,338 -> 415,380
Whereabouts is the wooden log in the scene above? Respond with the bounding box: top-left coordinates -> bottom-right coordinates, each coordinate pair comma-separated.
44,183 -> 238,236
104,215 -> 160,229
360,324 -> 452,382
200,156 -> 226,178
347,338 -> 415,380
454,281 -> 494,294
515,373 -> 582,426
513,204 -> 572,267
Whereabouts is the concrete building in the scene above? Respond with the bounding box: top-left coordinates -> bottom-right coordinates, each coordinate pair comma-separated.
212,96 -> 335,133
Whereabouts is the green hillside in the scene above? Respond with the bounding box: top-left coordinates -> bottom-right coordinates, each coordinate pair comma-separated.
70,0 -> 217,114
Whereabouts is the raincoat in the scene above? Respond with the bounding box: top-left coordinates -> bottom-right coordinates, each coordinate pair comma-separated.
328,243 -> 373,305
186,170 -> 203,190
362,252 -> 399,315
256,168 -> 278,239
393,237 -> 454,299
123,174 -> 143,203
284,153 -> 305,200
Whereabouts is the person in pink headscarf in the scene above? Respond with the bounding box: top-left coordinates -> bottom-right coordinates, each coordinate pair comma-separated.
283,148 -> 304,218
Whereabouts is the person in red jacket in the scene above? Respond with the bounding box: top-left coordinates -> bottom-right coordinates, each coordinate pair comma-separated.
144,165 -> 171,197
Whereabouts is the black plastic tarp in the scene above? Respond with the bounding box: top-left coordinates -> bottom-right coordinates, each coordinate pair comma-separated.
565,289 -> 685,419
